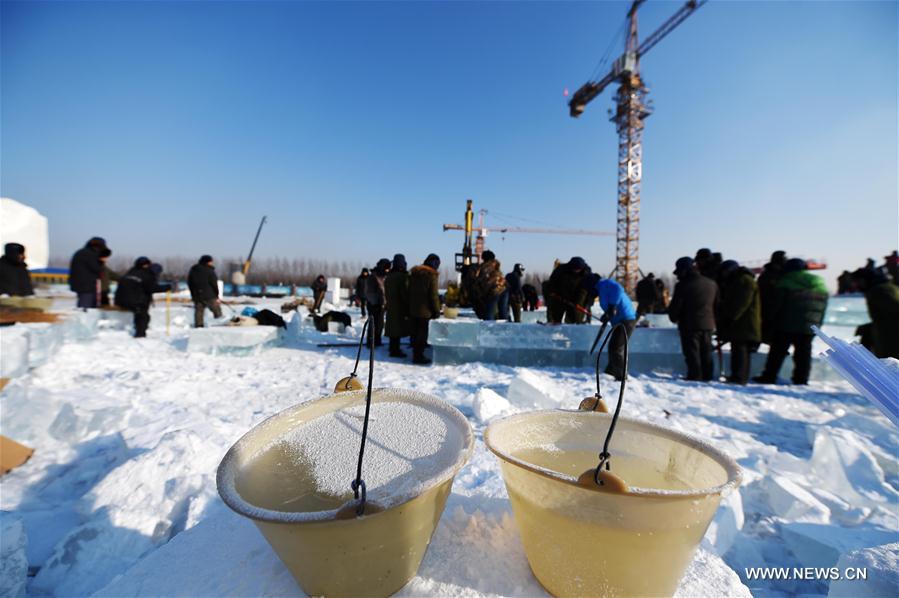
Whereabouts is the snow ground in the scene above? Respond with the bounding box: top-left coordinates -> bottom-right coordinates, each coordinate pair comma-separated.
1,298 -> 896,597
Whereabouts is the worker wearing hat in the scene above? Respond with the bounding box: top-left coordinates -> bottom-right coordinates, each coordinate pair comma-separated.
668,256 -> 719,381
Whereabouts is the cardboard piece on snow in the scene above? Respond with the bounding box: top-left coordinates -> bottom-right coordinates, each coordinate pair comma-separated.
0,377 -> 9,393
0,435 -> 34,476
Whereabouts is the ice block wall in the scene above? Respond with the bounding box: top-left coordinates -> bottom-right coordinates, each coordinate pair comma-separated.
186,326 -> 282,355
326,277 -> 341,306
429,317 -> 845,380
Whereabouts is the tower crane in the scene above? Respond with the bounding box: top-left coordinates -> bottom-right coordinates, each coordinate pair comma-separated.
568,0 -> 706,295
443,199 -> 614,272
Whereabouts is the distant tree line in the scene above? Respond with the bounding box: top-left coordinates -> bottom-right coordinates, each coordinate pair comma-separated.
50,255 -> 553,288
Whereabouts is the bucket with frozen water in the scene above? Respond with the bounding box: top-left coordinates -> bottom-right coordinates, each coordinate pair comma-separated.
485,323 -> 742,596
217,388 -> 473,596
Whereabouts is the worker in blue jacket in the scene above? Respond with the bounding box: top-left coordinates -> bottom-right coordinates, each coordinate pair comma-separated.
585,273 -> 637,380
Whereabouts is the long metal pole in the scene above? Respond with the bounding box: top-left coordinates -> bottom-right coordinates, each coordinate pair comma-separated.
242,216 -> 267,275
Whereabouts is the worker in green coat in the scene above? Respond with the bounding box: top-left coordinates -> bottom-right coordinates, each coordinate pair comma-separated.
755,259 -> 828,385
384,254 -> 410,358
853,269 -> 899,359
717,261 -> 761,384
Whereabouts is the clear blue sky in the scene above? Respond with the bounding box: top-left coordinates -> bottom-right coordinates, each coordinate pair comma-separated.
2,1 -> 896,287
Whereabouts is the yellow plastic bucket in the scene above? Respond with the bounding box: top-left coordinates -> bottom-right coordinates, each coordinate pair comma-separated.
217,388 -> 473,597
485,410 -> 742,597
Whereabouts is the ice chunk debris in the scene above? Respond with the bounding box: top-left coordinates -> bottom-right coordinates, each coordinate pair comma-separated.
0,513 -> 28,598
506,370 -> 566,409
32,430 -> 221,597
781,523 -> 897,570
808,427 -> 899,508
763,474 -> 831,523
0,326 -> 29,378
704,488 -> 745,555
472,388 -> 513,424
828,543 -> 899,597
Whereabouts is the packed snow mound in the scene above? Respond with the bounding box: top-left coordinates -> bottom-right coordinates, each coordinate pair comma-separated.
828,543 -> 899,597
0,197 -> 49,269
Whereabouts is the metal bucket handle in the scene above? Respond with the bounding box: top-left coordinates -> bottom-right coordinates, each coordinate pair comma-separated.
345,318 -> 375,516
582,321 -> 630,486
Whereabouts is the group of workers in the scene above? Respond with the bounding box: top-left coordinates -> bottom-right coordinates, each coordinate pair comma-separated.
352,253 -> 442,365
3,238 -> 896,378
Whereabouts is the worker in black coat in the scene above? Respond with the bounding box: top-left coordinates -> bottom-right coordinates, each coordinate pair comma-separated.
521,284 -> 539,311
114,257 -> 171,337
635,273 -> 660,316
668,257 -> 719,381
187,255 -> 223,327
758,250 -> 787,344
69,237 -> 108,308
505,263 -> 525,323
311,275 -> 327,313
0,243 -> 35,297
546,257 -> 591,323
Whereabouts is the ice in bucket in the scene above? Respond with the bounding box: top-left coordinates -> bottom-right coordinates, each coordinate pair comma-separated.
486,410 -> 742,597
217,388 -> 473,597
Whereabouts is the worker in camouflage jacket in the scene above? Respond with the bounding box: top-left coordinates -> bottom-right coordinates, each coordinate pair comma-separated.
408,254 -> 442,365
365,259 -> 390,348
355,268 -> 370,317
755,258 -> 828,385
384,254 -> 410,358
475,250 -> 508,320
852,268 -> 899,359
716,260 -> 761,384
311,275 -> 327,313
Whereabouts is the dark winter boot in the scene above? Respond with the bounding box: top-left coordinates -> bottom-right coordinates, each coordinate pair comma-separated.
389,337 -> 406,358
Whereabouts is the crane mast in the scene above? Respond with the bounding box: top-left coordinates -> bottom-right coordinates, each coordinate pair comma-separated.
568,0 -> 705,296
